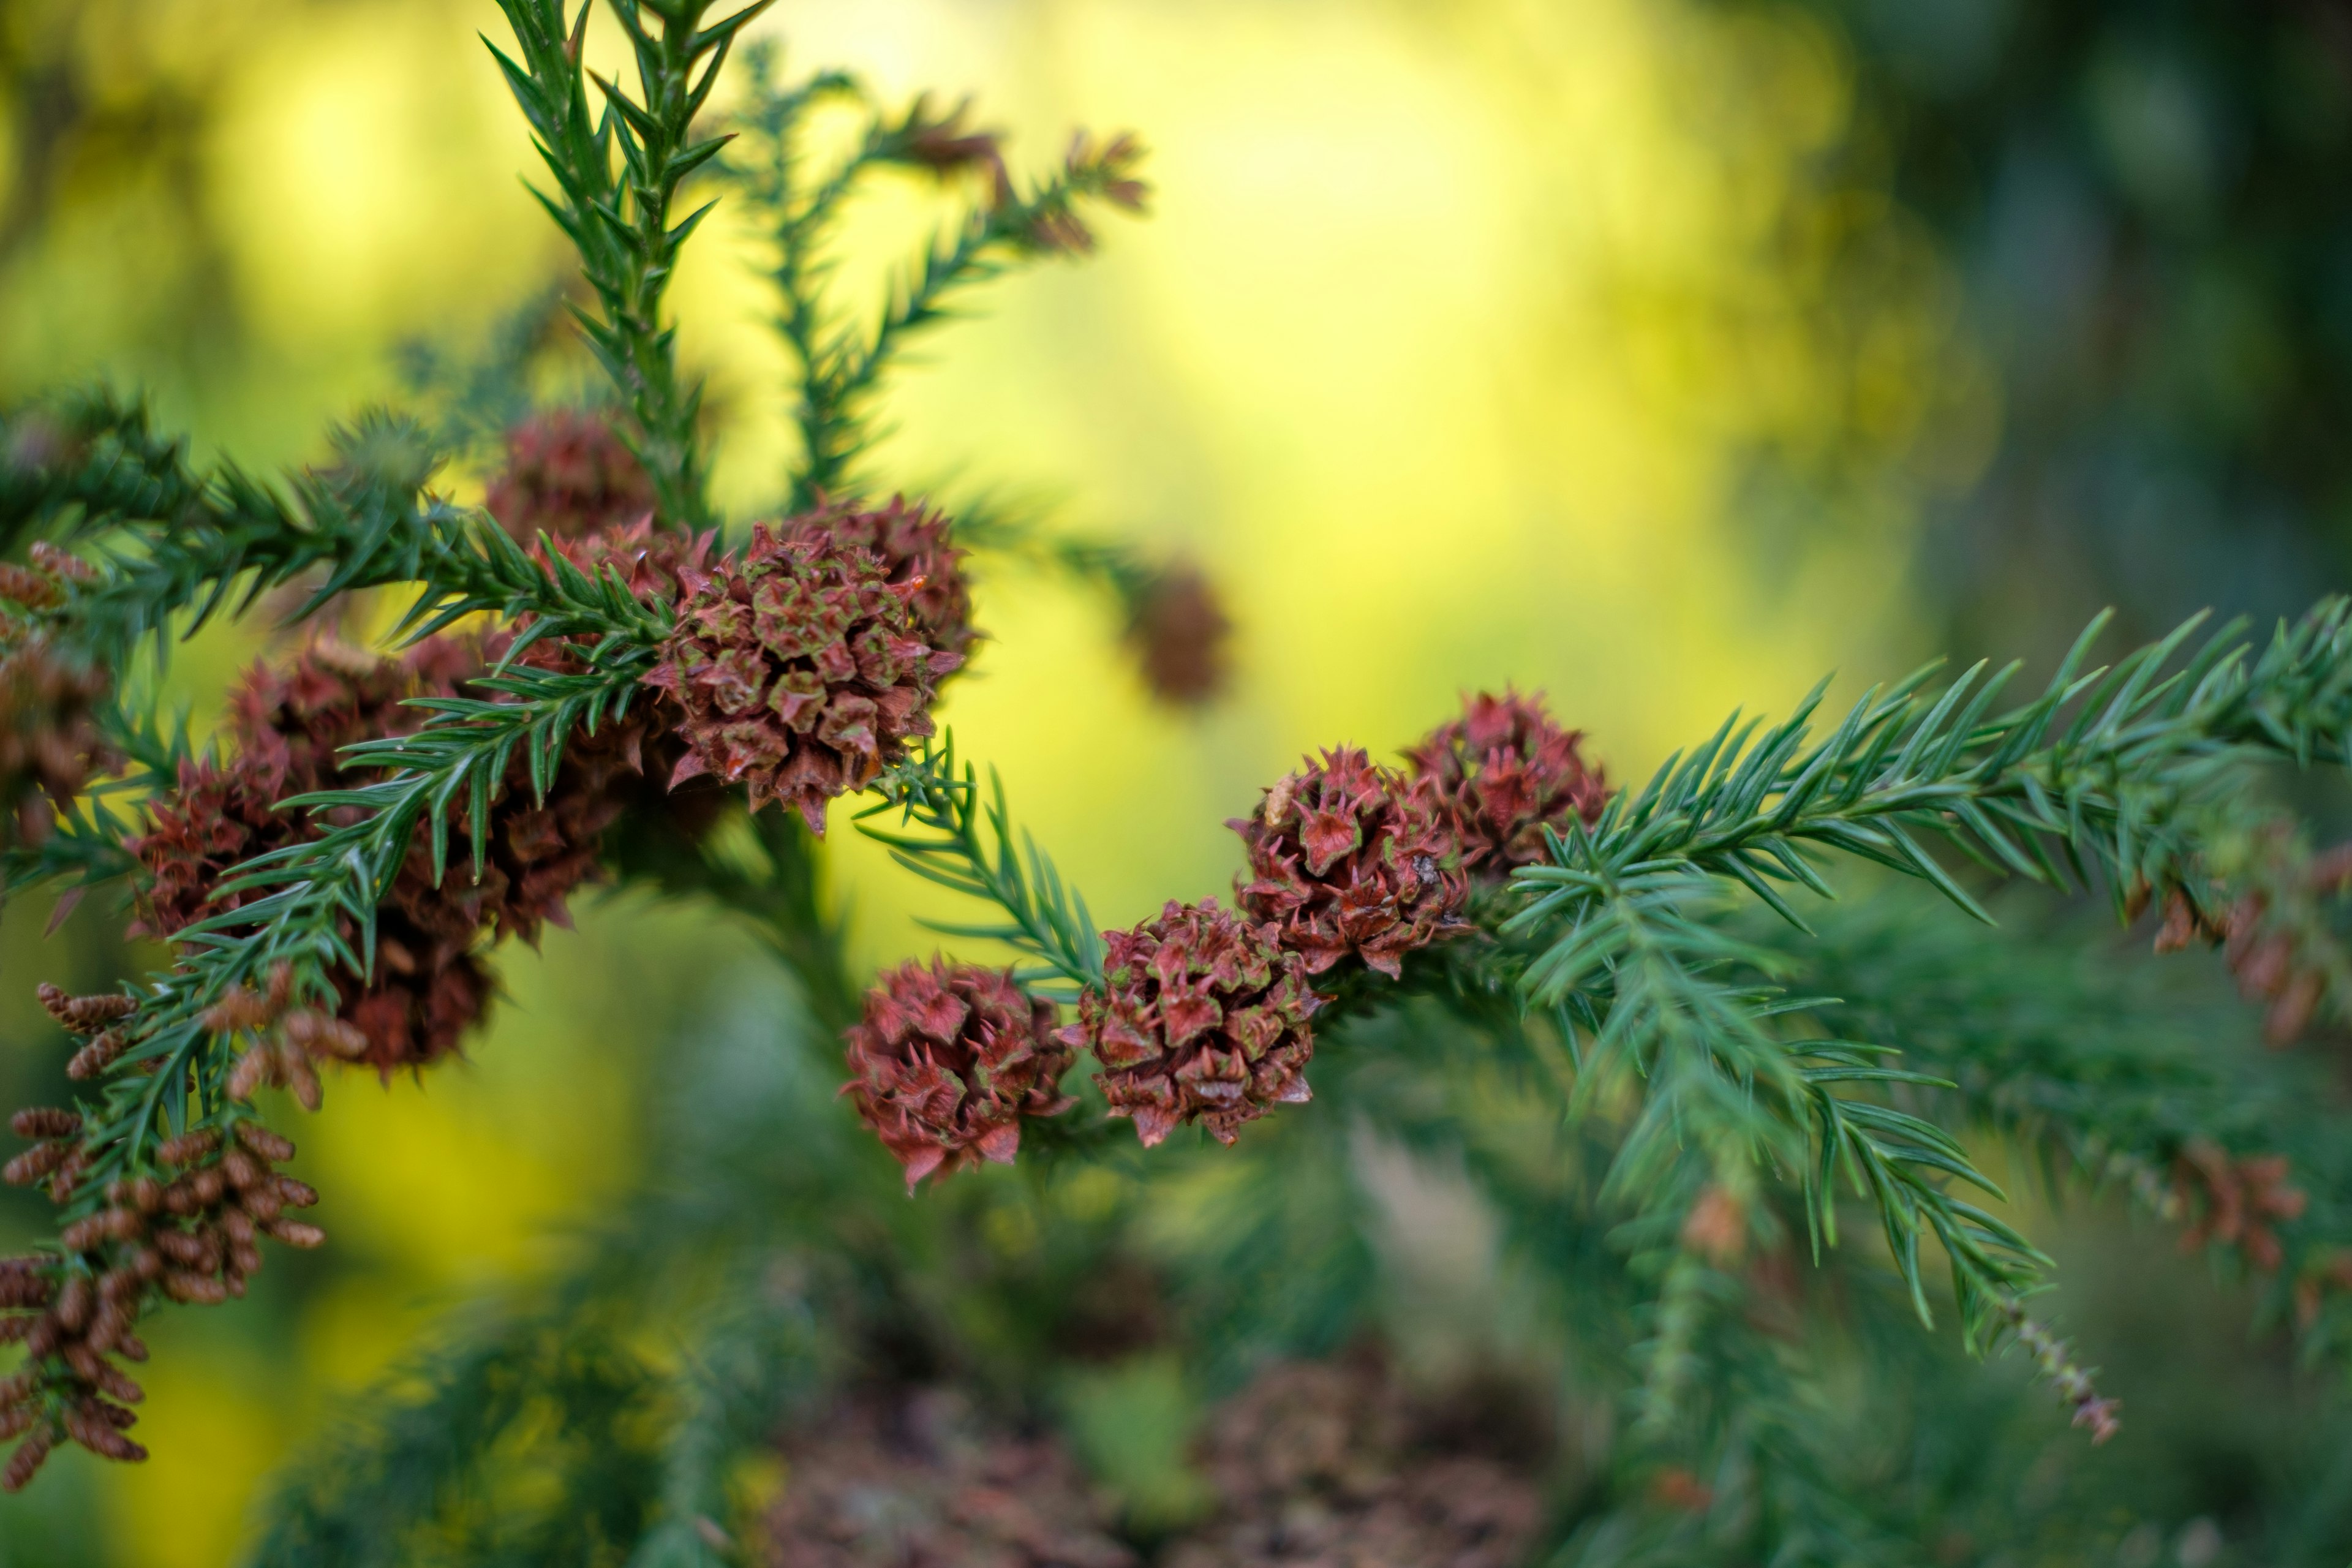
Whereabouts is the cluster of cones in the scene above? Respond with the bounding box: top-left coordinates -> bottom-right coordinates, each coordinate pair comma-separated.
0,1090 -> 318,1491
129,633 -> 624,1072
843,692 -> 1610,1184
0,404 -> 1229,1490
122,415 -> 994,1077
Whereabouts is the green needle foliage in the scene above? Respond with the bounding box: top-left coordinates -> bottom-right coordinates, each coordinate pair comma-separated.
858,734 -> 1107,998
1,6 -> 2350,1565
718,41 -> 1148,508
488,0 -> 767,529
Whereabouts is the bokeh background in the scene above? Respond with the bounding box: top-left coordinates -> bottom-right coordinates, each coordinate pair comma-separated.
1,0 -> 2347,1561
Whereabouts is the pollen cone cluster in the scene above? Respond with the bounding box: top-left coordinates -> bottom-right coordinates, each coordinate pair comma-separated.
648,517 -> 965,833
1232,747 -> 1466,979
843,960 -> 1074,1189
484,409 -> 656,544
0,1118 -> 318,1488
1058,900 -> 1321,1147
1404,690 -> 1609,873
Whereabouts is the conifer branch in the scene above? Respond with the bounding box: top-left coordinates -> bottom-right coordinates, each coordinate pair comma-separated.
1510,600 -> 2352,965
1543,872 -> 2047,1405
0,794 -> 139,901
488,0 -> 767,529
65,655 -> 651,1207
720,48 -> 1147,508
944,491 -> 1169,617
1,399 -> 667,668
856,735 -> 1106,996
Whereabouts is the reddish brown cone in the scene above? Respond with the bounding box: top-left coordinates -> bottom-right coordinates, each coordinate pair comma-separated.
0,624 -> 120,851
134,634 -> 645,1073
532,511 -> 714,605
1231,748 -> 1467,979
518,515 -> 728,839
134,642 -> 492,1071
1058,900 -> 1322,1147
484,409 -> 655,544
1404,690 -> 1608,873
1126,562 -> 1232,706
782,495 -> 974,659
843,960 -> 1074,1189
647,519 -> 964,833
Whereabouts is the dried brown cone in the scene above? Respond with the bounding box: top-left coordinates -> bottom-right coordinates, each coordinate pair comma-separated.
0,622 -> 121,851
1023,132 -> 1150,255
783,495 -> 975,660
1231,747 -> 1468,979
843,960 -> 1075,1189
880,93 -> 1014,209
131,640 -> 495,1072
2174,1140 -> 2308,1274
763,1385 -> 1134,1568
141,627 -> 682,1072
1163,1354 -> 1544,1568
1125,562 -> 1232,706
484,408 -> 656,545
1403,690 -> 1610,875
1057,900 -> 1322,1148
647,519 -> 964,833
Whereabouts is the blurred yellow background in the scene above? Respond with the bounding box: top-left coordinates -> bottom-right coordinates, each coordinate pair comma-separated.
0,0 -> 1990,1560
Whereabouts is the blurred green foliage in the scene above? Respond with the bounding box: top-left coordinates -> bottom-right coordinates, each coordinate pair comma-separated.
1759,0 -> 2352,660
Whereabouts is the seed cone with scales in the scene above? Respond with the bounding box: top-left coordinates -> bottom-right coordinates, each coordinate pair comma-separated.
843,960 -> 1076,1189
1057,899 -> 1322,1147
785,494 -> 976,660
648,517 -> 965,833
132,639 -> 493,1070
1231,747 -> 1468,979
1404,689 -> 1609,874
484,408 -> 657,545
0,1116 -> 318,1489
